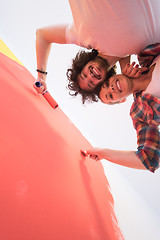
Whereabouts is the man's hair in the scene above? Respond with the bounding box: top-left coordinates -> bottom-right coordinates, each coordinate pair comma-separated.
66,49 -> 116,104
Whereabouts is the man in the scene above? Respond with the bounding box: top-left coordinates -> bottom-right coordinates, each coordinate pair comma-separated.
35,0 -> 160,102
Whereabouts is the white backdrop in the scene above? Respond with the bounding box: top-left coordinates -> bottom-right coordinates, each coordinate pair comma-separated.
1,1 -> 160,239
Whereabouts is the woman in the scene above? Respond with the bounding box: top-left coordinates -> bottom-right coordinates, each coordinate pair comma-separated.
83,56 -> 160,173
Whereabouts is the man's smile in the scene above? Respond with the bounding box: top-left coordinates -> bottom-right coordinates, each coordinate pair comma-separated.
89,66 -> 102,80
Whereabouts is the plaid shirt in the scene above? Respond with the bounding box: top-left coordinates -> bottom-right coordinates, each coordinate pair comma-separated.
130,92 -> 160,173
138,43 -> 160,67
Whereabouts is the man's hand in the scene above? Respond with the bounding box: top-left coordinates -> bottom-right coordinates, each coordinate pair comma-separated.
33,77 -> 47,94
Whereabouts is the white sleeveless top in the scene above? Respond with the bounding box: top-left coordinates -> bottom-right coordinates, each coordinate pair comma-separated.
66,0 -> 160,57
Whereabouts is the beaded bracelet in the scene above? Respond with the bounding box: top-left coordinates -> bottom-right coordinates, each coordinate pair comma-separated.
36,69 -> 48,75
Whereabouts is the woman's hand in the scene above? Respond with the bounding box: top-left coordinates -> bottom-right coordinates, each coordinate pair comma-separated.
81,148 -> 105,161
33,77 -> 47,94
81,147 -> 146,170
122,62 -> 148,78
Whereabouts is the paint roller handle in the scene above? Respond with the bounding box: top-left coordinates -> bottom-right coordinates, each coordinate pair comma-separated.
35,81 -> 58,109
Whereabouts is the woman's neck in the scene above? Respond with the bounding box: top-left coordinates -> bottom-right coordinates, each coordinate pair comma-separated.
132,64 -> 155,93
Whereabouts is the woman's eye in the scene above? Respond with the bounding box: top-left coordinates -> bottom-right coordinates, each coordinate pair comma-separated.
110,94 -> 113,99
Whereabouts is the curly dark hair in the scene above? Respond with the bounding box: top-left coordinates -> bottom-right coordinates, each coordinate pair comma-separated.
66,49 -> 116,104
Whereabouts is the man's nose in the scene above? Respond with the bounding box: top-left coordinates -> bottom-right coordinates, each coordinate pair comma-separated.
88,77 -> 97,84
111,84 -> 114,91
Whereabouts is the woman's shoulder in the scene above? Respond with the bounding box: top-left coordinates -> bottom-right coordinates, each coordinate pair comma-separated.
130,91 -> 160,126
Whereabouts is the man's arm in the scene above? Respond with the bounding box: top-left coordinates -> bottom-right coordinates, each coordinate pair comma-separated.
35,25 -> 68,93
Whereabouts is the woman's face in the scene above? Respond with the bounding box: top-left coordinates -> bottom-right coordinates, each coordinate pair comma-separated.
99,74 -> 133,104
78,57 -> 108,91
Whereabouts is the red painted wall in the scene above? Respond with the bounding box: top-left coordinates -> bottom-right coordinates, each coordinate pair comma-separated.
0,52 -> 123,240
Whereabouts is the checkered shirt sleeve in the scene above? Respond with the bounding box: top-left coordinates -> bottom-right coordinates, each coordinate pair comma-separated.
138,43 -> 160,68
130,92 -> 160,172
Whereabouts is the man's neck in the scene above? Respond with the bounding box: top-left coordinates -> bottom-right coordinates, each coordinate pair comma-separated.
98,53 -> 120,67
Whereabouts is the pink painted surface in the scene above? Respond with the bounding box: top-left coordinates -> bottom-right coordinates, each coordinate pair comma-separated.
0,52 -> 124,240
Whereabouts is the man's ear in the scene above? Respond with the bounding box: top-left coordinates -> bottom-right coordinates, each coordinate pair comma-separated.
102,83 -> 106,88
119,98 -> 126,103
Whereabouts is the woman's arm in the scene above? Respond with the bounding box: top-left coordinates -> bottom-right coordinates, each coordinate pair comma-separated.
35,25 -> 68,93
105,55 -> 146,78
84,147 -> 146,170
120,57 -> 148,78
119,55 -> 131,70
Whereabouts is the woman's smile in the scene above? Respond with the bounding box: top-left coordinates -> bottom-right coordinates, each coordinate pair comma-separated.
99,74 -> 132,104
116,80 -> 122,92
110,79 -> 122,93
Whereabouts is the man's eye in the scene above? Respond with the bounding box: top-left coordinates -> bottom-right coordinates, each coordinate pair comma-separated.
90,81 -> 95,86
83,73 -> 87,77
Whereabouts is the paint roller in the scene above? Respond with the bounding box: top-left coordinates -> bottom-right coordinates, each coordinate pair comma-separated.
35,81 -> 58,109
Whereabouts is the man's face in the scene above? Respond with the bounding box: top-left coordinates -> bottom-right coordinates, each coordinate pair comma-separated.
78,56 -> 108,91
99,74 -> 133,104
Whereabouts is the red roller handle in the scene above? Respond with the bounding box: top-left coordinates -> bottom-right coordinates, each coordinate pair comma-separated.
43,91 -> 58,109
35,82 -> 58,109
